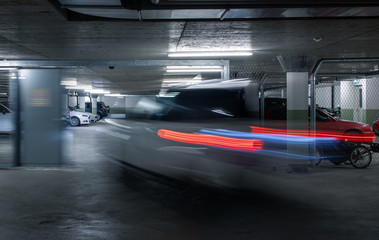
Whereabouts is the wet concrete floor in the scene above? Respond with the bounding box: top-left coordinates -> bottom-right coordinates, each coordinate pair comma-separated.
0,121 -> 379,239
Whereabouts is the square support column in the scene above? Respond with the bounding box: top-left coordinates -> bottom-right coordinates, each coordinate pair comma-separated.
19,69 -> 62,166
287,72 -> 309,130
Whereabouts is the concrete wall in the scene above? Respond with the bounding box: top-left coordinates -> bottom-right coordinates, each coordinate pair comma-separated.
339,78 -> 379,124
315,85 -> 340,109
363,77 -> 379,124
100,96 -> 126,114
265,89 -> 286,98
98,95 -> 157,115
340,81 -> 356,121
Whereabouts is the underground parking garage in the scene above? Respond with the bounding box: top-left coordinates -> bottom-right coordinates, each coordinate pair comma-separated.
1,1 -> 379,239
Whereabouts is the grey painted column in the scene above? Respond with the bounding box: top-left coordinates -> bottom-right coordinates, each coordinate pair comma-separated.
278,55 -> 316,170
287,72 -> 309,130
78,96 -> 86,112
19,69 -> 62,166
91,94 -> 98,115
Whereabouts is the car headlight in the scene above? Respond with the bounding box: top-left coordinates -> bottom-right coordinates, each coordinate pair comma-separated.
82,114 -> 88,117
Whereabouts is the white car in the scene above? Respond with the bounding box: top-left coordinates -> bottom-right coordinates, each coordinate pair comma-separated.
68,109 -> 91,126
89,113 -> 100,123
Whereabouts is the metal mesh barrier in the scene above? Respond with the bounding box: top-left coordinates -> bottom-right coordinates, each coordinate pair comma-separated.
314,74 -> 379,168
231,61 -> 379,170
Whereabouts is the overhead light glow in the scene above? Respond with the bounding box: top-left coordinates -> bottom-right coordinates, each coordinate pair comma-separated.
104,94 -> 126,97
65,85 -> 92,90
60,77 -> 77,86
0,68 -> 18,70
85,89 -> 110,94
166,66 -> 222,69
166,65 -> 223,73
60,81 -> 77,86
168,51 -> 253,57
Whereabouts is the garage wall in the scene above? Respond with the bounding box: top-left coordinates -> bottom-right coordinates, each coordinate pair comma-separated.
265,89 -> 286,98
101,96 -> 126,114
315,85 -> 340,109
363,77 -> 379,124
340,81 -> 356,121
99,95 -> 158,116
340,78 -> 379,124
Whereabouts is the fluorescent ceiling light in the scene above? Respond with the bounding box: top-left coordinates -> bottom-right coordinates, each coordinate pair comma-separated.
157,92 -> 180,98
167,69 -> 222,73
166,66 -> 222,69
0,68 -> 18,70
104,94 -> 126,97
65,85 -> 92,90
85,89 -> 110,94
60,77 -> 77,86
163,79 -> 201,83
166,66 -> 223,73
168,51 -> 253,57
60,81 -> 77,86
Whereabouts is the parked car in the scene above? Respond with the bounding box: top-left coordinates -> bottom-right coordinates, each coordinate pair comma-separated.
97,101 -> 110,119
85,101 -> 110,119
67,106 -> 91,126
373,119 -> 379,135
264,97 -> 374,138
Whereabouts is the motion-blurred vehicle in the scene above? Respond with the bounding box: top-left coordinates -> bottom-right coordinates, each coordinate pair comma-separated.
105,80 -> 374,190
0,102 -> 14,132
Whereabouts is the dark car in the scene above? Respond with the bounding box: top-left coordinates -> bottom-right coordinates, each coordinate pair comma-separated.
97,101 -> 110,118
85,101 -> 110,119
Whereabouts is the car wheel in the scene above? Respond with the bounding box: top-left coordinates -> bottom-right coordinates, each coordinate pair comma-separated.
70,117 -> 80,127
350,145 -> 372,168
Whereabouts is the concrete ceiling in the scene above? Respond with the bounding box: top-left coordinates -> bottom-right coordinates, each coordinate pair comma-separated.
1,1 -> 379,94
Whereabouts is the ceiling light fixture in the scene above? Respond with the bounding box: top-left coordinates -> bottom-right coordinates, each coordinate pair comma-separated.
168,51 -> 253,57
166,65 -> 223,73
85,89 -> 110,94
65,85 -> 92,90
104,94 -> 126,97
60,80 -> 77,86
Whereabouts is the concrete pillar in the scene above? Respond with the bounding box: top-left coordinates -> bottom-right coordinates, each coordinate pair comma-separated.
278,55 -> 316,171
287,72 -> 309,130
78,96 -> 86,112
91,94 -> 98,115
68,95 -> 77,107
19,69 -> 62,166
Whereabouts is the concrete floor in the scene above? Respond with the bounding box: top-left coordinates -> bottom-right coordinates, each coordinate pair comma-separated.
1,121 -> 379,239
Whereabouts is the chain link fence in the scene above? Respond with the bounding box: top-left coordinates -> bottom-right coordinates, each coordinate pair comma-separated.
230,61 -> 379,170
